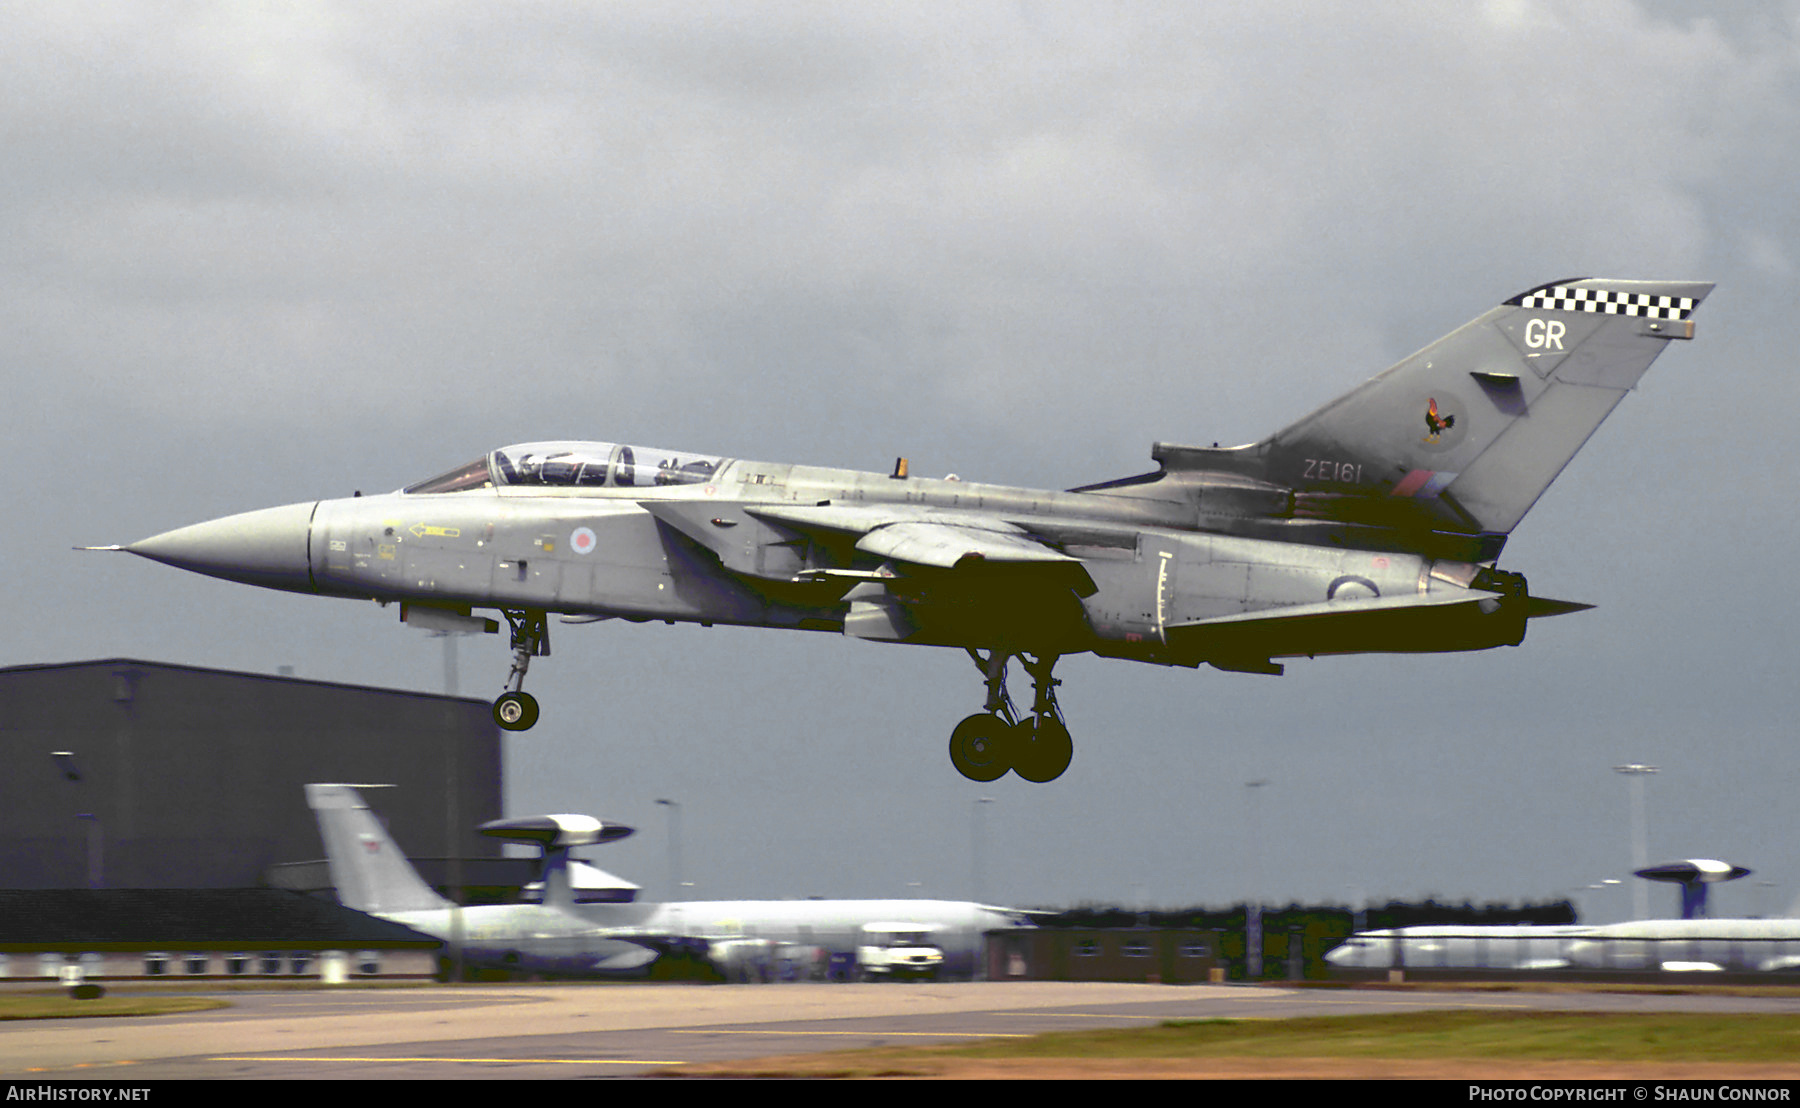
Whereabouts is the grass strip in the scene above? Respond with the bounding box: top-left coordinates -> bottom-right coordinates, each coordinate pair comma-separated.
0,994 -> 229,1020
660,1011 -> 1800,1078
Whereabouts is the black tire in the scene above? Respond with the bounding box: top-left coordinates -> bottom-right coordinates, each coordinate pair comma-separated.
493,691 -> 540,731
948,713 -> 1013,782
1013,716 -> 1073,783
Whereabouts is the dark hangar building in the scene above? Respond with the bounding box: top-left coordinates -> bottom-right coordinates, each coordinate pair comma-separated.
0,659 -> 502,891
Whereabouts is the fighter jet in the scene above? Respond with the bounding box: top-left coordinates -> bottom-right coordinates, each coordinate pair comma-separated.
111,278 -> 1712,782
306,784 -> 1027,979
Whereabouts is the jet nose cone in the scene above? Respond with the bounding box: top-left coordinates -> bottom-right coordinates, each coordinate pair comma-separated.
128,501 -> 318,593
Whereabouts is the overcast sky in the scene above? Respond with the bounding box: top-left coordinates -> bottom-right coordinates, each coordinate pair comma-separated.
7,1 -> 1799,922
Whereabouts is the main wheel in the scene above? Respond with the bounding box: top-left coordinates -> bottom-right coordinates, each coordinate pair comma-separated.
948,713 -> 1014,782
1013,716 -> 1073,783
493,691 -> 540,731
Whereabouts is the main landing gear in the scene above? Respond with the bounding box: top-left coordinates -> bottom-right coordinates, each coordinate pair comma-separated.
493,609 -> 549,731
947,649 -> 1073,783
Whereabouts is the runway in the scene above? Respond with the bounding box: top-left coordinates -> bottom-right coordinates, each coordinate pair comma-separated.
7,981 -> 1800,1080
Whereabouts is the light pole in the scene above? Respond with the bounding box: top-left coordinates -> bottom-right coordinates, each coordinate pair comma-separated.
75,814 -> 102,891
972,797 -> 994,905
439,630 -> 472,982
1569,878 -> 1622,923
1245,779 -> 1269,978
1613,764 -> 1658,919
1756,880 -> 1778,919
402,607 -> 485,980
51,752 -> 102,890
656,799 -> 683,900
438,629 -> 461,698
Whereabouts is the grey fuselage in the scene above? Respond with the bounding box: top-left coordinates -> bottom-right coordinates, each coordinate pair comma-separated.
120,278 -> 1716,681
181,452 -> 1515,669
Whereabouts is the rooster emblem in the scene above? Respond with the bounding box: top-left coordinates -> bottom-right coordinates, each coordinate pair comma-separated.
1424,398 -> 1456,443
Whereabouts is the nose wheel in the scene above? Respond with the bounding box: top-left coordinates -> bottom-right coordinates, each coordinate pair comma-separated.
949,650 -> 1073,783
494,609 -> 549,732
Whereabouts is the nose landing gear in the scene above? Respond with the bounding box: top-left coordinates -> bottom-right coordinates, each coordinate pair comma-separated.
947,649 -> 1073,783
493,609 -> 549,731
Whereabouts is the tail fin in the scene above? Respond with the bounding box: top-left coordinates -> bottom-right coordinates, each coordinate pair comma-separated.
305,783 -> 450,915
1262,278 -> 1713,538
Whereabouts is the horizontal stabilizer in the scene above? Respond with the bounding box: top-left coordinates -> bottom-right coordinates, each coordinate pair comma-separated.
1167,589 -> 1527,661
1170,588 -> 1494,630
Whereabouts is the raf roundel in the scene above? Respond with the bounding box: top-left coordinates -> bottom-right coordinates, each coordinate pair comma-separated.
570,526 -> 598,555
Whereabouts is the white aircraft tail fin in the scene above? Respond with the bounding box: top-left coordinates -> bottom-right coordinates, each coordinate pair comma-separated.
305,783 -> 451,915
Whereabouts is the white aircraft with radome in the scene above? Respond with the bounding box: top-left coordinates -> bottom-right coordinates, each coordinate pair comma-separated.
1562,918 -> 1800,973
1330,918 -> 1800,975
307,784 -> 1028,979
1561,861 -> 1800,974
1327,859 -> 1800,974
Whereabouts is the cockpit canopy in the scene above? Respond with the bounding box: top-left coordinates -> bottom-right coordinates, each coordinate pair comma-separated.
404,441 -> 725,494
